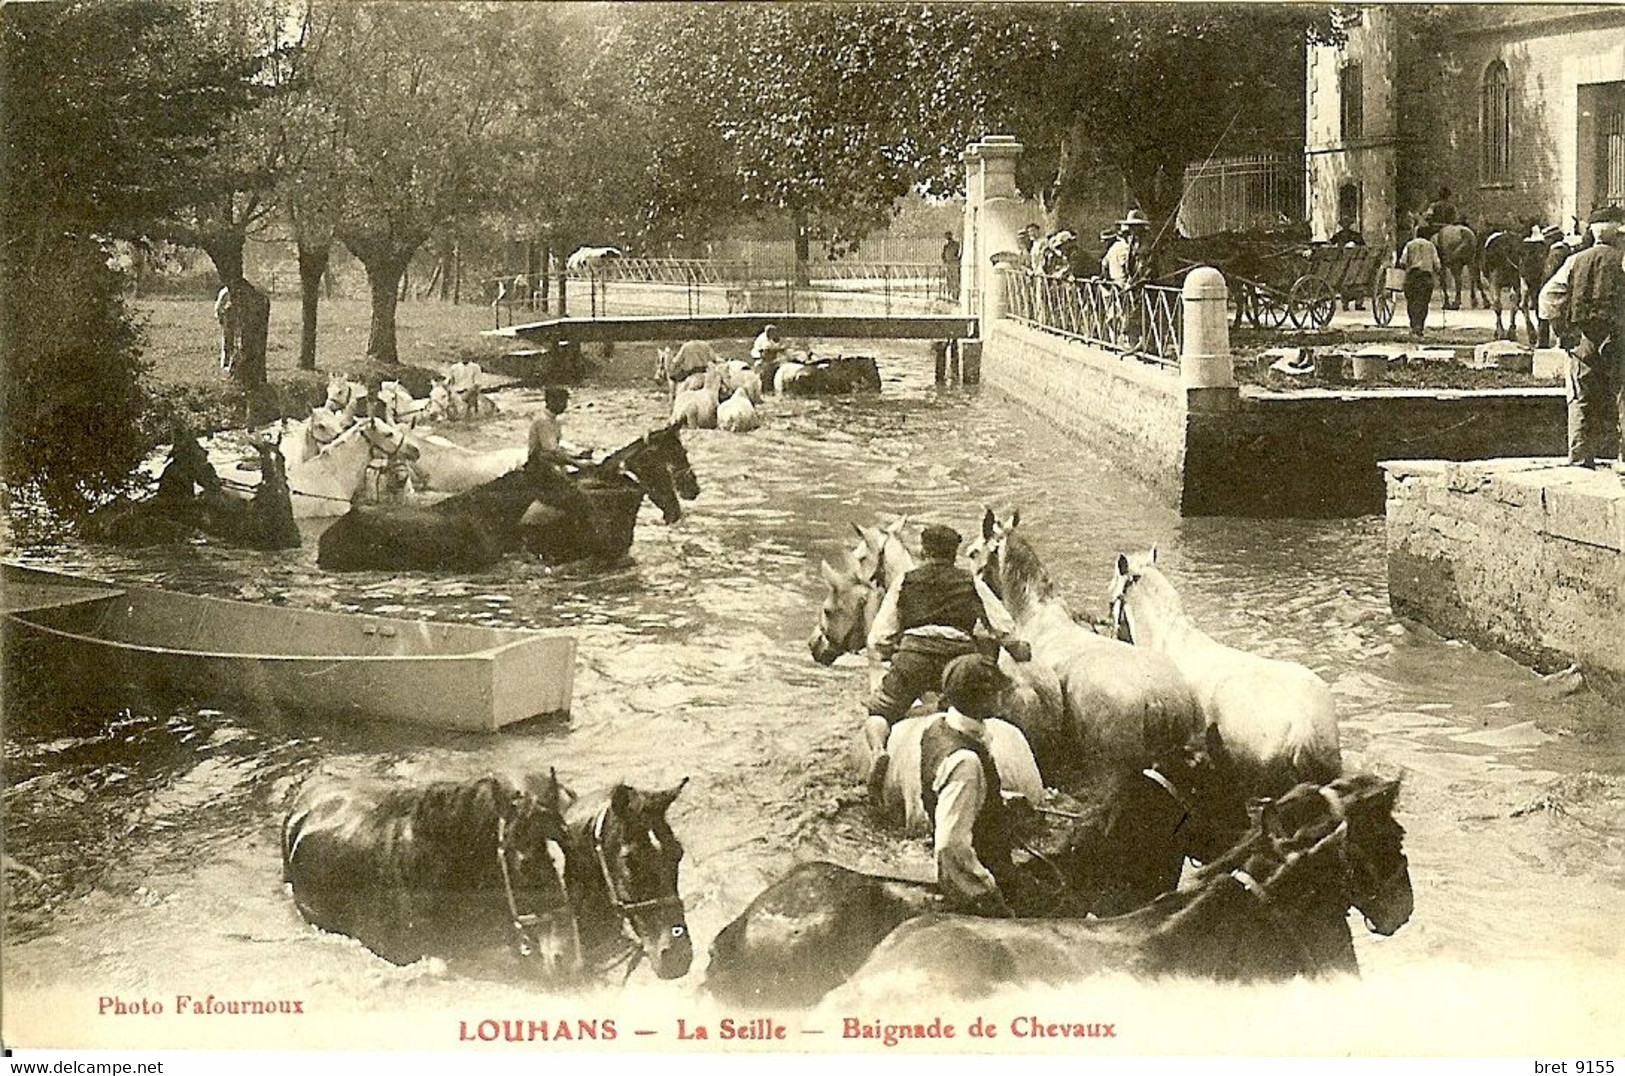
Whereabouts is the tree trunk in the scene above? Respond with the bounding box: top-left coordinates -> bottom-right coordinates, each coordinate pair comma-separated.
360,255 -> 409,365
537,241 -> 550,309
452,244 -> 461,305
792,208 -> 811,287
203,234 -> 247,289
296,241 -> 331,371
225,278 -> 270,388
555,238 -> 570,317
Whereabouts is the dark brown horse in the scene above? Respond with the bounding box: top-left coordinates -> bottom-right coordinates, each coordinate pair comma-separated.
317,424 -> 698,572
703,731 -> 1250,1009
86,436 -> 298,551
283,771 -> 578,972
830,773 -> 1413,1001
1482,224 -> 1546,341
559,779 -> 694,981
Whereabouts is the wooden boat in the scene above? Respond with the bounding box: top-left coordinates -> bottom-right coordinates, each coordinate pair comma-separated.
1,564 -> 575,732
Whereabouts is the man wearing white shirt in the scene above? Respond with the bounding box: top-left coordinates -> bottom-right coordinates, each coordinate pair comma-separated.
921,654 -> 1026,915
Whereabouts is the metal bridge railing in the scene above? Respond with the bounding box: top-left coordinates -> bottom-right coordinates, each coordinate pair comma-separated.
1002,268 -> 1181,368
483,259 -> 959,325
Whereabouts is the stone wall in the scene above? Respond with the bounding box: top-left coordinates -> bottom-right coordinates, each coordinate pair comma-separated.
981,317 -> 1567,517
1384,458 -> 1625,704
1188,387 -> 1567,517
982,320 -> 1187,501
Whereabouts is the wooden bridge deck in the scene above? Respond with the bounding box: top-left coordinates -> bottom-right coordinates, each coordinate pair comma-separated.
486,312 -> 978,346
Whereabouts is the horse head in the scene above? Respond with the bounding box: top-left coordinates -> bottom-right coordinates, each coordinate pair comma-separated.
966,507 -> 1024,604
1320,773 -> 1412,936
1109,547 -> 1168,644
1137,722 -> 1252,867
654,347 -> 674,386
308,405 -> 349,448
849,516 -> 914,592
571,779 -> 692,981
809,550 -> 879,665
602,423 -> 697,524
497,768 -> 580,977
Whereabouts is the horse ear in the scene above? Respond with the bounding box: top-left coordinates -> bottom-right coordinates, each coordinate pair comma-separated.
610,783 -> 634,818
1116,553 -> 1131,576
982,508 -> 996,540
1149,545 -> 1158,565
1204,722 -> 1234,771
820,559 -> 845,588
1009,509 -> 1020,531
648,776 -> 689,817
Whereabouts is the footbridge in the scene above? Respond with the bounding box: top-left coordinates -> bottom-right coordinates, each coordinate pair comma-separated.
485,312 -> 977,346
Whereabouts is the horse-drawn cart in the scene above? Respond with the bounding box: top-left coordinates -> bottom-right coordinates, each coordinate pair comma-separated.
1228,243 -> 1393,330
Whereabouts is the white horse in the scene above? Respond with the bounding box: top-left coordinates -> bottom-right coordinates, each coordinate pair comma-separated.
394,431 -> 526,493
1109,548 -> 1341,798
717,360 -> 764,405
277,421 -> 382,517
716,388 -> 760,432
566,246 -> 622,274
670,366 -> 721,429
968,511 -> 1205,782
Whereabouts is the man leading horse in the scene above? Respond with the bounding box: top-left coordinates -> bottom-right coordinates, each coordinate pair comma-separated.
861,523 -> 1031,798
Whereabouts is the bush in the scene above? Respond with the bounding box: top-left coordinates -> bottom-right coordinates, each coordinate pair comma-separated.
0,232 -> 153,512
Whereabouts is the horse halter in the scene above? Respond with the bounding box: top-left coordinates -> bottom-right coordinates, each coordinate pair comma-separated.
495,811 -> 580,970
1109,570 -> 1141,643
590,806 -> 687,978
1226,796 -> 1353,962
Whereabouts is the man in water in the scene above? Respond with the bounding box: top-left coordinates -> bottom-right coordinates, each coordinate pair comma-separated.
526,387 -> 585,465
921,654 -> 1026,915
862,523 -> 1030,798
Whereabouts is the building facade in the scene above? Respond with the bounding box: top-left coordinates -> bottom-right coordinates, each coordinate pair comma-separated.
1307,5 -> 1625,252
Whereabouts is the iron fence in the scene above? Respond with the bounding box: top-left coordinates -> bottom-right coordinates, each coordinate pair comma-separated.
1001,268 -> 1181,367
484,259 -> 958,326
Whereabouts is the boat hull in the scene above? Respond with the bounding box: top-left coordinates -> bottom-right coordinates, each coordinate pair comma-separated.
2,565 -> 574,732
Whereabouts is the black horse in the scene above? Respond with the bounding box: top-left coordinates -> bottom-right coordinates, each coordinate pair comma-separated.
86,435 -> 299,551
282,770 -> 578,972
829,773 -> 1413,1001
703,729 -> 1251,1009
316,423 -> 698,572
559,779 -> 694,981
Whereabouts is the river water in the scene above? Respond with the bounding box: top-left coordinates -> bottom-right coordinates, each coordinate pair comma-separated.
3,342 -> 1623,1054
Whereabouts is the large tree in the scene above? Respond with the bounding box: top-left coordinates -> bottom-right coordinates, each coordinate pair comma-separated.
317,2 -> 535,365
0,0 -> 261,510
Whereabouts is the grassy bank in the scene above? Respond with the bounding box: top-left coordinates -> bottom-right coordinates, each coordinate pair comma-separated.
135,296 -> 517,430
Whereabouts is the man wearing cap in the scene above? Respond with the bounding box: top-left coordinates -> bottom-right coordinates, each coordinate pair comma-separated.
1561,205 -> 1625,471
861,523 -> 1031,795
921,654 -> 1024,915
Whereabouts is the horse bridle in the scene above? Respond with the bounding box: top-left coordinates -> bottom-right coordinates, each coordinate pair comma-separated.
1109,570 -> 1141,643
1224,797 -> 1353,966
495,810 -> 580,969
589,805 -> 687,979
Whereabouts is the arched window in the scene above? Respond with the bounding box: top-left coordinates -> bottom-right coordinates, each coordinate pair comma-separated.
1480,60 -> 1511,182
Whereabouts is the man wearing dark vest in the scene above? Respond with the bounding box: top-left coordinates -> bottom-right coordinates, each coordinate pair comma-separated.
922,654 -> 1022,915
861,523 -> 1031,795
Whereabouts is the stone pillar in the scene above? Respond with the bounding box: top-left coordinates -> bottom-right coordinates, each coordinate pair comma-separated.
962,135 -> 1028,326
1181,266 -> 1238,411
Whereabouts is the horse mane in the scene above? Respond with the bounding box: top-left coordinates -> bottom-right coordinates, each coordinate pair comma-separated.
365,775 -> 526,886
996,530 -> 1060,614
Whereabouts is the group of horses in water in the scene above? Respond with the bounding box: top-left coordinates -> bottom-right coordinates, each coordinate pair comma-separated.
81,371 -> 700,572
272,508 -> 1412,1007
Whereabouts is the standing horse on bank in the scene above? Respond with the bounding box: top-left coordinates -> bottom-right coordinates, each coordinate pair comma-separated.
1109,548 -> 1340,799
1481,224 -> 1546,342
1432,222 -> 1484,310
283,771 -> 580,973
825,773 -> 1413,1002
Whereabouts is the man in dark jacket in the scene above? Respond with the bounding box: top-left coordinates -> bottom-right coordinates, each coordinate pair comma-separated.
861,523 -> 1030,796
1562,207 -> 1625,470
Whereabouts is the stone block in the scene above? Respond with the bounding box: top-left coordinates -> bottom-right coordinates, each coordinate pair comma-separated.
1533,348 -> 1568,379
1471,340 -> 1533,372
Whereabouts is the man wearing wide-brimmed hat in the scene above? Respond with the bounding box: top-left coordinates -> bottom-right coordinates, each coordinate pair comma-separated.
1104,208 -> 1151,286
1538,223 -> 1577,349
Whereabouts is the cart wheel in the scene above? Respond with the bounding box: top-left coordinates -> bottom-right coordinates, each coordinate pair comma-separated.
1256,289 -> 1289,329
1289,277 -> 1337,329
1372,281 -> 1395,327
